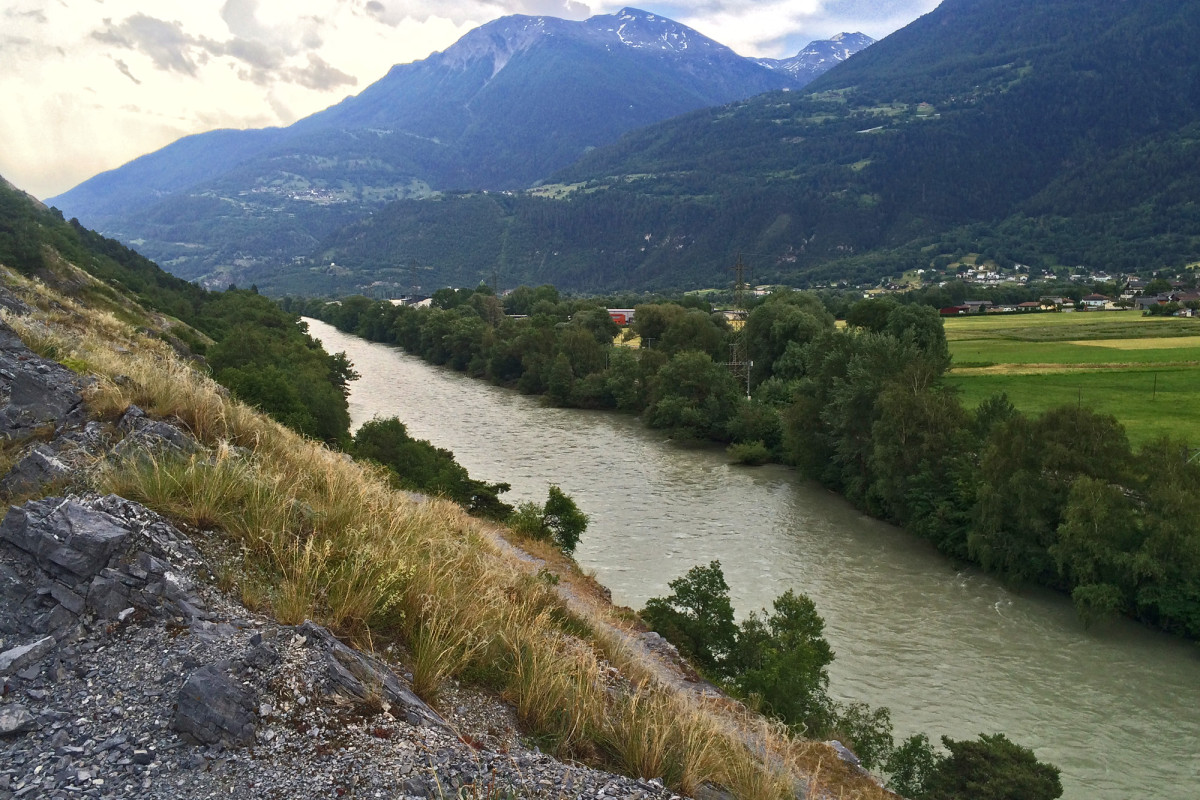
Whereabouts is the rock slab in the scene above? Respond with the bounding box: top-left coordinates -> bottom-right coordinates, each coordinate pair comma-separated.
173,664 -> 257,747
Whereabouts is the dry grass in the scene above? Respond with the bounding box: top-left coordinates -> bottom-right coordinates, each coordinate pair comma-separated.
1,270 -> 897,800
1068,336 -> 1200,350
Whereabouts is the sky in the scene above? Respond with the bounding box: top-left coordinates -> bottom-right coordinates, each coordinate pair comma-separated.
0,0 -> 941,201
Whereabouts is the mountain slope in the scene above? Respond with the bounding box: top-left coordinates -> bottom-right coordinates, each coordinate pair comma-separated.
47,7 -> 801,285
292,0 -> 1200,293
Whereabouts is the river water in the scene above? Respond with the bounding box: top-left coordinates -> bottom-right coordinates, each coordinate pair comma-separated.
306,318 -> 1198,799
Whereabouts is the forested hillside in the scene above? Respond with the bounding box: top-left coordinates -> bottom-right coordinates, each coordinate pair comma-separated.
295,0 -> 1200,294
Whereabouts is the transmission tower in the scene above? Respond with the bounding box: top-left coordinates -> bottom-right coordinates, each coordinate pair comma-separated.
722,256 -> 753,398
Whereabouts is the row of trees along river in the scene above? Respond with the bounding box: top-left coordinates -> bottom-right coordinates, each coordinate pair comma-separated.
294,288 -> 1200,800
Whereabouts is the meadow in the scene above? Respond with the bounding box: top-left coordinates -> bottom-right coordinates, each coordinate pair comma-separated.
944,311 -> 1200,445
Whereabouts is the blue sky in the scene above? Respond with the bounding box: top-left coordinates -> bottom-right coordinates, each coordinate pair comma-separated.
0,0 -> 940,200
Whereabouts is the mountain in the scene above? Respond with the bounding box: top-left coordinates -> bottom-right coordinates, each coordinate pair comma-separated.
48,7 -> 809,285
280,0 -> 1200,294
756,32 -> 875,84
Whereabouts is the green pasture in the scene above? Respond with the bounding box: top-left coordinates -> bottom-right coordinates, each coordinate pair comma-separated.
942,310 -> 1199,341
950,337 -> 1200,367
945,311 -> 1200,445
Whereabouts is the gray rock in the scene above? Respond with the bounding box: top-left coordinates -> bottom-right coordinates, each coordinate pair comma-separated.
295,622 -> 446,730
0,320 -> 87,439
0,290 -> 31,316
48,583 -> 84,615
111,406 -> 199,460
825,739 -> 862,769
0,704 -> 38,736
0,636 -> 55,676
172,664 -> 257,748
0,444 -> 71,499
0,498 -> 130,582
86,575 -> 131,621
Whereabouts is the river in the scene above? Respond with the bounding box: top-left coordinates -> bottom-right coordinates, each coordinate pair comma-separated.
306,317 -> 1198,799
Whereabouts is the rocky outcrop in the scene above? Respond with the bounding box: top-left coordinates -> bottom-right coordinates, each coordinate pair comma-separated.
0,320 -> 88,440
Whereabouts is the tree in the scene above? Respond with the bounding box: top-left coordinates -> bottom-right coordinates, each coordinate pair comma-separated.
546,353 -> 575,406
884,303 -> 951,371
729,590 -> 835,734
1050,476 -> 1141,625
640,561 -> 738,676
742,291 -> 835,387
352,417 -> 512,519
886,734 -> 939,798
543,485 -> 588,555
845,296 -> 897,332
922,734 -> 1062,800
971,406 -> 1133,586
645,350 -> 742,440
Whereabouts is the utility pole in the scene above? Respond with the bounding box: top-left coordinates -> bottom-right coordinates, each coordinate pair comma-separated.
722,256 -> 754,398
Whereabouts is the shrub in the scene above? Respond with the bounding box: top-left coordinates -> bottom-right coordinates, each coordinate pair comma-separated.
728,440 -> 771,465
507,486 -> 589,555
543,485 -> 588,555
922,734 -> 1062,800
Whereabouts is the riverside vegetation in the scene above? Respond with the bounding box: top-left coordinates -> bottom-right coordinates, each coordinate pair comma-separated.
299,286 -> 1200,644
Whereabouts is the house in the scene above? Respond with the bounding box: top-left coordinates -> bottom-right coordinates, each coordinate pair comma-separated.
1133,295 -> 1167,311
607,308 -> 636,326
939,305 -> 970,316
962,300 -> 993,314
1018,301 -> 1041,312
1081,294 -> 1110,310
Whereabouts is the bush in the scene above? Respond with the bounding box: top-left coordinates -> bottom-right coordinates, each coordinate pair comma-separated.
728,440 -> 771,465
543,485 -> 588,555
506,486 -> 589,555
922,734 -> 1062,800
509,501 -> 548,539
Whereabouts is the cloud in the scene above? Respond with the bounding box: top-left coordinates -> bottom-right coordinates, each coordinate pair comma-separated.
112,58 -> 142,85
5,8 -> 47,24
363,0 -> 591,27
92,14 -> 204,75
90,7 -> 354,91
289,53 -> 357,90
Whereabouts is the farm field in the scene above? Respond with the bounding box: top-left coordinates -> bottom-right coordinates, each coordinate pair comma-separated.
944,311 -> 1200,445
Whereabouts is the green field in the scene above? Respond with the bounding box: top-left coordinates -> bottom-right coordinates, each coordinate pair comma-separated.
944,311 -> 1200,445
